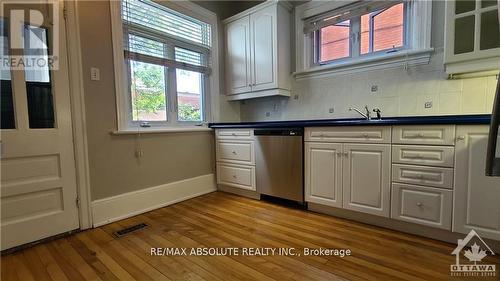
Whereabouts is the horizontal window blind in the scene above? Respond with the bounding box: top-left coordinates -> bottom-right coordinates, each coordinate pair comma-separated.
303,0 -> 403,34
122,0 -> 211,48
122,0 -> 211,74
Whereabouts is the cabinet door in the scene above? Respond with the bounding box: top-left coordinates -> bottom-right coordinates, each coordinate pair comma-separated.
343,144 -> 391,217
225,16 -> 252,95
454,125 -> 500,240
305,142 -> 343,208
250,5 -> 277,91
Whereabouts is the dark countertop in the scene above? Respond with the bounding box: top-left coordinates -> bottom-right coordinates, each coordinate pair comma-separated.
208,114 -> 492,129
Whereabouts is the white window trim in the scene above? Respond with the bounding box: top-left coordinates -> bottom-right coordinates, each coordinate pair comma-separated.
110,0 -> 220,132
294,0 -> 433,80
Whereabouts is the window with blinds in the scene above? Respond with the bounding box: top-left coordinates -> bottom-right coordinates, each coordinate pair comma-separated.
304,1 -> 409,65
120,0 -> 211,126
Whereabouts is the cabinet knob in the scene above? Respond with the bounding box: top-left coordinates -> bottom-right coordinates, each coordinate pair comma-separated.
416,202 -> 423,207
457,136 -> 465,141
231,133 -> 236,136
344,152 -> 349,157
336,152 -> 343,156
232,151 -> 237,154
232,175 -> 237,178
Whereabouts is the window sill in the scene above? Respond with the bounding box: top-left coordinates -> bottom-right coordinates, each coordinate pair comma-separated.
111,127 -> 213,135
293,48 -> 434,80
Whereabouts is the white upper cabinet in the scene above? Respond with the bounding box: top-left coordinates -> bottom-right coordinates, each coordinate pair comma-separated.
225,17 -> 252,95
453,125 -> 500,241
444,0 -> 500,74
224,1 -> 292,100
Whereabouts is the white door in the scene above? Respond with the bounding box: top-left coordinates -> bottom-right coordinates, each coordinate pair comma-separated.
1,3 -> 79,250
305,142 -> 343,208
250,4 -> 276,91
343,143 -> 391,217
454,125 -> 500,241
225,16 -> 252,95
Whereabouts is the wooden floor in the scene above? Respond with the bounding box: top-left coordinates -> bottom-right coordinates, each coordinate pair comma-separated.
2,192 -> 500,281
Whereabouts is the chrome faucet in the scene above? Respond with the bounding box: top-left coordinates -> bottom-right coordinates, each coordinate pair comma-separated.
349,106 -> 371,120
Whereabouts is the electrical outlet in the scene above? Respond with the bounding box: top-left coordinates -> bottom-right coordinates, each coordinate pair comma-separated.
265,112 -> 271,117
293,94 -> 299,100
424,101 -> 433,109
90,67 -> 100,81
329,107 -> 334,113
370,85 -> 378,93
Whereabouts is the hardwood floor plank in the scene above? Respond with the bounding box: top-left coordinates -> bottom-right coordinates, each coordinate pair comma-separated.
22,247 -> 52,281
2,192 -> 499,281
76,232 -> 136,281
34,244 -> 70,281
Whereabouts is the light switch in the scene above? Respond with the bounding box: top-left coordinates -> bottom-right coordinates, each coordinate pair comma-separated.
90,67 -> 100,81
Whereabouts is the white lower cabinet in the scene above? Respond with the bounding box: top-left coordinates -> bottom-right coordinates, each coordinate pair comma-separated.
217,163 -> 256,191
305,140 -> 391,217
392,183 -> 452,230
305,142 -> 343,208
342,144 -> 391,217
453,125 -> 500,241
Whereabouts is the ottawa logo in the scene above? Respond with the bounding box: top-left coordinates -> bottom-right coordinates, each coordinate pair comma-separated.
451,230 -> 496,277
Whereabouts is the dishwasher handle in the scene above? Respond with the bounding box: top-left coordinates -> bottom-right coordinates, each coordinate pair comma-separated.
254,128 -> 303,136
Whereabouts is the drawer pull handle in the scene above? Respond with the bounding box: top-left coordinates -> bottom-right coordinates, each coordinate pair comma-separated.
232,151 -> 237,154
363,133 -> 369,137
416,202 -> 423,207
231,133 -> 237,136
336,152 -> 343,156
232,175 -> 237,179
418,133 -> 424,137
457,136 -> 465,141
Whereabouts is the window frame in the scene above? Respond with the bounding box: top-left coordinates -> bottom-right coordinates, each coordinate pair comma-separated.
110,0 -> 219,132
313,1 -> 409,66
295,0 -> 433,79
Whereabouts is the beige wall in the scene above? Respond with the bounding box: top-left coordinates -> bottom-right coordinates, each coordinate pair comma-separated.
77,1 -> 215,200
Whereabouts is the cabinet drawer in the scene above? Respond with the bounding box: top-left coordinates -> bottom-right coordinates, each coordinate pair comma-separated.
216,129 -> 253,140
391,183 -> 452,230
392,145 -> 455,167
216,141 -> 254,165
305,126 -> 391,143
217,163 -> 256,190
392,164 -> 454,189
392,125 -> 456,145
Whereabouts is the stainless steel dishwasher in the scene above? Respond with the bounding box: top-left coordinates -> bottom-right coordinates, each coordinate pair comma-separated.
254,128 -> 303,203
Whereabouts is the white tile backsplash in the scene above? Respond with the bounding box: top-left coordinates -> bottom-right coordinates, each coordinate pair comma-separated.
240,71 -> 496,122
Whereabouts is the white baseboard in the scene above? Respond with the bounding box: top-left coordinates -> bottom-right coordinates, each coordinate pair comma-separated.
91,174 -> 216,227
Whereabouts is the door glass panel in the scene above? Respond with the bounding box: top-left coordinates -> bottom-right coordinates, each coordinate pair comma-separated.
176,69 -> 202,122
1,19 -> 15,129
455,0 -> 476,14
24,25 -> 54,128
454,15 -> 475,54
481,0 -> 497,8
480,10 -> 500,50
129,60 -> 167,122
